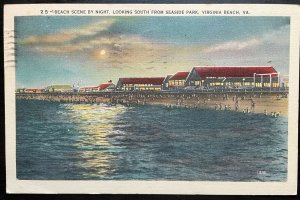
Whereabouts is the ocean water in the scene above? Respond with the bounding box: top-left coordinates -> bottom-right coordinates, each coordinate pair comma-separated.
16,99 -> 288,181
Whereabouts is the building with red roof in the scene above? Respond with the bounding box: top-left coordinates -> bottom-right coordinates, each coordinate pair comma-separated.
168,72 -> 190,90
116,77 -> 165,91
186,66 -> 279,88
79,81 -> 115,92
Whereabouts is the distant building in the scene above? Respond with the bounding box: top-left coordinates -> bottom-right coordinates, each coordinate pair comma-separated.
185,66 -> 279,89
168,72 -> 190,90
280,75 -> 289,88
79,81 -> 115,92
24,88 -> 45,93
99,82 -> 115,91
79,86 -> 98,93
16,88 -> 26,93
45,85 -> 73,93
116,77 -> 165,91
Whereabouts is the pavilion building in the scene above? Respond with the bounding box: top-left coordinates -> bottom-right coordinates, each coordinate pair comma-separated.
116,77 -> 165,91
185,66 -> 279,89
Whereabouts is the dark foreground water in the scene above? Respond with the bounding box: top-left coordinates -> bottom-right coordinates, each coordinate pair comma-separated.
16,100 -> 288,181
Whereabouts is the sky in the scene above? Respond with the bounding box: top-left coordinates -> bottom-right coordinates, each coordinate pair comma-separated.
15,16 -> 290,88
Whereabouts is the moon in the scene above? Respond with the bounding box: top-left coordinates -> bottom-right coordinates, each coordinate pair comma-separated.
100,49 -> 106,56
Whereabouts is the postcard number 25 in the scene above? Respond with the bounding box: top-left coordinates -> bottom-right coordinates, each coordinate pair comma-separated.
40,10 -> 48,14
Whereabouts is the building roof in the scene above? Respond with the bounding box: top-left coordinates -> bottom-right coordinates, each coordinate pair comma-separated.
46,85 -> 73,89
25,88 -> 45,91
80,83 -> 114,90
118,77 -> 165,85
193,66 -> 278,79
169,72 -> 190,80
98,83 -> 114,90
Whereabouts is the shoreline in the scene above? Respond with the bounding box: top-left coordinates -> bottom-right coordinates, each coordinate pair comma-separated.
16,91 -> 288,117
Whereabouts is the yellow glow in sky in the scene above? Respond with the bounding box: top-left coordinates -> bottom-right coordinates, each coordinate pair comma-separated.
100,49 -> 106,56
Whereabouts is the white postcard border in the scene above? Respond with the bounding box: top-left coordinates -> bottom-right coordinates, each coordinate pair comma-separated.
4,4 -> 300,195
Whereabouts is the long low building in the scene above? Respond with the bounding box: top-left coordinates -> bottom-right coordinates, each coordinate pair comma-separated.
116,77 -> 165,91
45,85 -> 74,93
23,88 -> 45,93
185,66 -> 279,89
79,81 -> 115,92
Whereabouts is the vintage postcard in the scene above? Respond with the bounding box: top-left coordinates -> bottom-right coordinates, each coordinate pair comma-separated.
4,4 -> 299,194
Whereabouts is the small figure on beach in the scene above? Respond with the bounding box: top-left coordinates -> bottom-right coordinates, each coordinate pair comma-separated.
215,103 -> 218,110
235,100 -> 239,111
251,100 -> 256,110
276,94 -> 280,100
235,104 -> 239,111
271,112 -> 280,118
228,105 -> 231,110
246,107 -> 250,113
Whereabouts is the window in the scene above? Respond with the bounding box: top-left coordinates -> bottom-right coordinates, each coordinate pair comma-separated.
195,81 -> 201,86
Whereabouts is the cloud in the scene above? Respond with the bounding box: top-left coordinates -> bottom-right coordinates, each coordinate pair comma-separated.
21,19 -> 116,45
261,25 -> 289,46
24,28 -> 177,68
200,25 -> 290,74
20,18 -> 206,70
202,25 -> 289,54
22,34 -> 76,45
202,38 -> 261,53
20,19 -> 290,75
62,20 -> 115,36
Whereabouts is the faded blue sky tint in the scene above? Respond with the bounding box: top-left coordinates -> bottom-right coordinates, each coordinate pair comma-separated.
15,16 -> 290,88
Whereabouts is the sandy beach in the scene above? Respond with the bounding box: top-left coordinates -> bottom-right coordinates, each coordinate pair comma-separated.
144,93 -> 288,117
